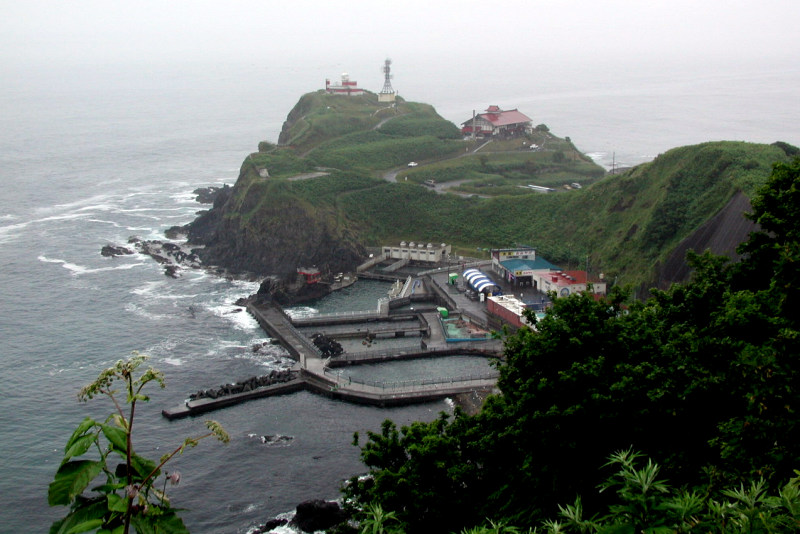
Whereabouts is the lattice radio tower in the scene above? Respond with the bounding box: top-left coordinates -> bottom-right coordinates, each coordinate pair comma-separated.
379,58 -> 396,102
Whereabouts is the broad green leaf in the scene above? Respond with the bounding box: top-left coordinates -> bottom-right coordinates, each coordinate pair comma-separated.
49,497 -> 107,534
65,418 -> 98,453
64,434 -> 98,462
131,509 -> 190,534
101,424 -> 128,454
65,518 -> 104,534
130,452 -> 159,480
91,482 -> 125,493
49,460 -> 104,506
106,492 -> 128,513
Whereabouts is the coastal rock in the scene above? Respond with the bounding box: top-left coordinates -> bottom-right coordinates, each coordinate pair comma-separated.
128,237 -> 203,277
181,170 -> 365,281
164,265 -> 180,278
100,244 -> 134,257
251,276 -> 336,306
193,184 -> 231,204
290,499 -> 347,533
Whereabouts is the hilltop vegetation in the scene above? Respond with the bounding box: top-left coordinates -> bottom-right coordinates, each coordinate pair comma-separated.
186,90 -> 797,291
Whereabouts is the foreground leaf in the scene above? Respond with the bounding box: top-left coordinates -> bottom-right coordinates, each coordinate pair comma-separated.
63,434 -> 98,462
101,424 -> 128,455
131,508 -> 191,534
49,497 -> 107,534
49,460 -> 104,506
65,418 -> 98,453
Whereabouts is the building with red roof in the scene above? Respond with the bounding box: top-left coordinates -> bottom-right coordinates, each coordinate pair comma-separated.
325,73 -> 364,96
461,105 -> 533,137
531,269 -> 606,298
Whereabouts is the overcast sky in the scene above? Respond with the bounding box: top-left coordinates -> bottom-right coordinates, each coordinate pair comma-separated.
2,0 -> 798,68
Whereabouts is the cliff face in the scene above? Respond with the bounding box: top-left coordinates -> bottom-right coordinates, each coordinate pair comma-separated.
185,167 -> 365,279
655,190 -> 757,289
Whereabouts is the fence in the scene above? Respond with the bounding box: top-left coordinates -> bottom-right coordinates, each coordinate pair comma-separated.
291,309 -> 381,324
323,367 -> 498,391
328,343 -> 500,365
416,259 -> 491,277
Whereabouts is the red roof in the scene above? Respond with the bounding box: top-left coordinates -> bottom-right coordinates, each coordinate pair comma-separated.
480,108 -> 532,127
563,270 -> 589,284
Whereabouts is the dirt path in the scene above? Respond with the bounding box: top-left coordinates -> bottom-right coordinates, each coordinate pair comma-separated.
380,138 -> 494,197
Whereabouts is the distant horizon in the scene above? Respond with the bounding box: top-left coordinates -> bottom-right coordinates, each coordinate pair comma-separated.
2,51 -> 798,172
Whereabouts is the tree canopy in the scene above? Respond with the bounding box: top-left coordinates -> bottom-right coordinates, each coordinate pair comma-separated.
343,158 -> 800,533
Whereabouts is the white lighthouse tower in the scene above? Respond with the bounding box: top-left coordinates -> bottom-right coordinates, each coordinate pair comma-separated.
378,58 -> 396,103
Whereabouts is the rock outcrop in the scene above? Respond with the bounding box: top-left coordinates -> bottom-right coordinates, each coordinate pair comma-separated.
192,185 -> 231,204
100,244 -> 134,257
177,164 -> 365,293
130,237 -> 203,277
289,500 -> 347,533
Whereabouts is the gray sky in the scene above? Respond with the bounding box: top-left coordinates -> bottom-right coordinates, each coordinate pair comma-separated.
2,0 -> 798,67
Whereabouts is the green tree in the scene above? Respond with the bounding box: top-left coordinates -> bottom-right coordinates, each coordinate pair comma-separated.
48,354 -> 229,534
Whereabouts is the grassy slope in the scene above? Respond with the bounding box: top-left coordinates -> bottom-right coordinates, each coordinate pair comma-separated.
235,91 -> 796,290
333,141 -> 793,288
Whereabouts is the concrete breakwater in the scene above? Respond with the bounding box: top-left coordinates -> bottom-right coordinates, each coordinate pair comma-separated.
187,370 -> 297,401
162,376 -> 305,420
162,275 -> 503,419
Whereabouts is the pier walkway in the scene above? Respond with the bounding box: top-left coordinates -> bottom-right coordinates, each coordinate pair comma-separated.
163,296 -> 501,418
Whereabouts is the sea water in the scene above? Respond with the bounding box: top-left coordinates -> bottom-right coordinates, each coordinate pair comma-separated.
0,57 -> 798,533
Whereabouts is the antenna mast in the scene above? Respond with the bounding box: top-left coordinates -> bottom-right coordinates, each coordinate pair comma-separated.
378,58 -> 396,102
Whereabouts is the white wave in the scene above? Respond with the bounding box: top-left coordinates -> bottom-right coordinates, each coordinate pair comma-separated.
0,212 -> 97,245
39,255 -> 146,276
0,214 -> 17,221
0,220 -> 31,244
242,503 -> 260,514
207,304 -> 258,331
234,349 -> 293,368
86,218 -> 156,232
76,203 -> 118,213
169,191 -> 198,204
131,280 -> 164,296
46,193 -> 115,213
115,207 -> 187,214
123,302 -> 173,321
162,357 -> 184,366
130,280 -> 198,301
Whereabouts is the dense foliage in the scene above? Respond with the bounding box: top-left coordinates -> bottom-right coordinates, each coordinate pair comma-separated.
343,159 -> 800,533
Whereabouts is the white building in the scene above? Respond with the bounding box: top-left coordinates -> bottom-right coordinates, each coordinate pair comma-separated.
382,241 -> 451,263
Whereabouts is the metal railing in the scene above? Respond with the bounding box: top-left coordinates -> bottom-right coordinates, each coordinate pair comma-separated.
417,259 -> 491,277
323,367 -> 498,391
291,309 -> 380,323
329,343 -> 501,364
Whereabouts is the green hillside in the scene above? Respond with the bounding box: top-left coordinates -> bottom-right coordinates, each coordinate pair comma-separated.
197,90 -> 798,290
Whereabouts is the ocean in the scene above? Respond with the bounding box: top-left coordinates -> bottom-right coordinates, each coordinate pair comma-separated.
0,56 -> 797,533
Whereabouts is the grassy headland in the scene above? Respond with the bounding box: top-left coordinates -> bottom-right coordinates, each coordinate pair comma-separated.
194,89 -> 798,291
